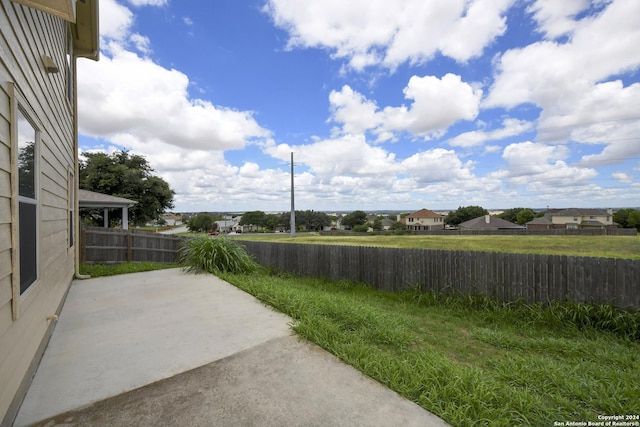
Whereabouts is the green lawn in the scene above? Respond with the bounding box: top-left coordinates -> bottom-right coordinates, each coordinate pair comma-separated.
236,233 -> 640,259
79,262 -> 178,277
222,270 -> 640,427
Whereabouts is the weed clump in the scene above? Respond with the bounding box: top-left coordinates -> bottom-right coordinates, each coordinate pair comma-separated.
179,236 -> 258,275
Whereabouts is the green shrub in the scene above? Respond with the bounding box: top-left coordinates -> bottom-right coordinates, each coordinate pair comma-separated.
178,236 -> 258,274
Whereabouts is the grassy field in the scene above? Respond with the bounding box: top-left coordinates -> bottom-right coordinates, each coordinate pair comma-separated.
236,233 -> 640,259
222,270 -> 640,427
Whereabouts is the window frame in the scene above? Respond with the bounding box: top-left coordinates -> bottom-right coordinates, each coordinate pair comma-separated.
68,167 -> 74,248
10,84 -> 42,320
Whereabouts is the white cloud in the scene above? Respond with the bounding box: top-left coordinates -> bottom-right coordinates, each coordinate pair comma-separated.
328,86 -> 379,136
493,142 -> 598,192
537,81 -> 640,147
99,0 -> 134,42
329,74 -> 482,141
78,47 -> 270,151
129,33 -> 152,55
77,0 -> 282,212
448,118 -> 533,147
483,0 -> 640,182
126,0 -> 168,6
526,0 -> 592,39
264,0 -> 514,70
79,0 -> 271,153
485,0 -> 640,110
261,135 -> 507,209
612,172 -> 633,184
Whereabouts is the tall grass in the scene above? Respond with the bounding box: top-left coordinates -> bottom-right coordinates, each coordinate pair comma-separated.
178,235 -> 258,274
402,288 -> 640,341
222,270 -> 640,427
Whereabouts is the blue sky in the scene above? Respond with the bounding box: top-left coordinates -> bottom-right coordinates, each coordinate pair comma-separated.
77,0 -> 640,213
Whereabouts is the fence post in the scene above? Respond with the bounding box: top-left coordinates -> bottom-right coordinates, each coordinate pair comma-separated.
127,231 -> 132,262
80,227 -> 86,264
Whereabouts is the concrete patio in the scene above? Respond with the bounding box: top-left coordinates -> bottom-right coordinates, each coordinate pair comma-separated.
13,268 -> 449,426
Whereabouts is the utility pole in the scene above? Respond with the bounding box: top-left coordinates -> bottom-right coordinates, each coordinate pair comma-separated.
290,152 -> 296,237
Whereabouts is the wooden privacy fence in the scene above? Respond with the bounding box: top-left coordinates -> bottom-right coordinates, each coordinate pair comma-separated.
240,241 -> 640,310
80,227 -> 185,264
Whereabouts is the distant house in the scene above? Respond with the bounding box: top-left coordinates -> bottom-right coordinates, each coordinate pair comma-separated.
79,189 -> 137,229
160,213 -> 183,226
526,208 -> 615,230
0,1 -> 99,424
459,215 -> 525,231
215,219 -> 237,233
380,218 -> 396,230
403,208 -> 445,231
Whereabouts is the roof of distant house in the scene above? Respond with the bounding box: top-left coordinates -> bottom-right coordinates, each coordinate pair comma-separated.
526,216 -> 552,225
459,215 -> 524,230
407,208 -> 444,218
79,189 -> 137,208
551,208 -> 611,217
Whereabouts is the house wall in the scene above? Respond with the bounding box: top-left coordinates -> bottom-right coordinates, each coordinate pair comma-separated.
552,215 -> 581,225
0,1 -> 76,424
407,216 -> 445,230
552,214 -> 612,227
583,214 -> 612,226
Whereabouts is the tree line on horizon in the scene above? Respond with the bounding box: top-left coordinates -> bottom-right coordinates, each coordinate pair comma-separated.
187,206 -> 640,233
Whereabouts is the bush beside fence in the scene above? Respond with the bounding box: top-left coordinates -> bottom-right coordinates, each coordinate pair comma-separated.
80,227 -> 185,264
240,241 -> 640,310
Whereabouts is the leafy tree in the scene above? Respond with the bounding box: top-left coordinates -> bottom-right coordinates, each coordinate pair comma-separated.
445,206 -> 489,226
613,208 -> 638,228
239,211 -> 268,228
342,210 -> 368,229
18,141 -> 35,197
372,218 -> 383,231
296,210 -> 332,231
79,150 -> 174,227
389,221 -> 407,233
352,224 -> 370,232
187,213 -> 216,232
497,208 -> 525,224
265,215 -> 280,231
516,208 -> 536,225
274,212 -> 292,231
627,210 -> 640,231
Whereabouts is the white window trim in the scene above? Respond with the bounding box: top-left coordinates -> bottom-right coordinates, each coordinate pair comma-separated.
9,83 -> 42,320
68,167 -> 74,250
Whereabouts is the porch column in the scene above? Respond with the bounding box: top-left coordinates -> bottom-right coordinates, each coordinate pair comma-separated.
122,206 -> 129,230
103,208 -> 109,228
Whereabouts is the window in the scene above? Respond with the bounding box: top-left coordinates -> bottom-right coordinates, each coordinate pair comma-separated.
17,108 -> 38,294
68,169 -> 74,247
